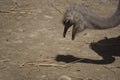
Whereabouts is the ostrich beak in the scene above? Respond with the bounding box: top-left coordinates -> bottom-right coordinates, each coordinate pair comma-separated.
72,25 -> 77,40
63,26 -> 69,38
63,25 -> 77,40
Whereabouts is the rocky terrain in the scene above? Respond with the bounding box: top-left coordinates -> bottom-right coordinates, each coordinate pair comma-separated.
0,0 -> 120,80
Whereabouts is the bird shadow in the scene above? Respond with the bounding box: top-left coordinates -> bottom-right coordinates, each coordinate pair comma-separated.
55,36 -> 120,64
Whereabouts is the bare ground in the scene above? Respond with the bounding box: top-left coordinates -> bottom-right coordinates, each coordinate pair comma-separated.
0,0 -> 120,80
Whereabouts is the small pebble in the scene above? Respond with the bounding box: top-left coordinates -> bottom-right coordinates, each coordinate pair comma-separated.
58,75 -> 72,80
44,15 -> 53,19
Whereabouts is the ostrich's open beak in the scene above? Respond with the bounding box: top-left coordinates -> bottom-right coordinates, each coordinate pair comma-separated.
63,25 -> 77,40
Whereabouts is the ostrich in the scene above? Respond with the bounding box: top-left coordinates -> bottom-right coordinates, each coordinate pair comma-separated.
63,0 -> 120,40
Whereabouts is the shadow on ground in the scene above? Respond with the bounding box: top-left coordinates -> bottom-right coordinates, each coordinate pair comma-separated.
55,36 -> 120,64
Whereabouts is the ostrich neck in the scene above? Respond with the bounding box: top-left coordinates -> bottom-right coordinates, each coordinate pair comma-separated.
82,0 -> 120,29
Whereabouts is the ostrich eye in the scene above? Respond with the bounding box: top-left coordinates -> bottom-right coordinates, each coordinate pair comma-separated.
63,19 -> 72,25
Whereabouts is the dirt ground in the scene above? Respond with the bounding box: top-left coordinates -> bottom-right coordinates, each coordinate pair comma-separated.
0,0 -> 120,80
